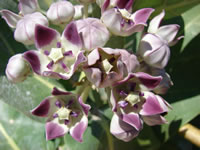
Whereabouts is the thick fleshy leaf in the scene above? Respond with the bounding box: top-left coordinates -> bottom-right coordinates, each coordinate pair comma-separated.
148,10 -> 165,33
110,114 -> 140,142
35,24 -> 60,50
19,0 -> 39,15
0,9 -> 21,28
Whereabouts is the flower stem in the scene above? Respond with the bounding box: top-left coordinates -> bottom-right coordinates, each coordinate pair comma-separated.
83,4 -> 89,18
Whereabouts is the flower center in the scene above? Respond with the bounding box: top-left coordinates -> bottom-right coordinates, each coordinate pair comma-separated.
56,107 -> 72,120
48,48 -> 64,63
102,59 -> 113,74
125,92 -> 141,106
118,8 -> 132,21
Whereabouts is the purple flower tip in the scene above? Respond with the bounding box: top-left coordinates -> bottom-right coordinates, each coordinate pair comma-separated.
53,113 -> 58,118
64,119 -> 70,125
118,101 -> 128,108
120,91 -> 128,97
70,111 -> 79,117
139,92 -> 144,97
55,100 -> 62,108
57,42 -> 62,48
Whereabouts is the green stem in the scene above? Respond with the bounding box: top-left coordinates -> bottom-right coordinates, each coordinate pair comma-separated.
83,4 -> 89,18
80,85 -> 91,103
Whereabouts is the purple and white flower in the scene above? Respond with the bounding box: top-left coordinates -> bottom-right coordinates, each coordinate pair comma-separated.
109,72 -> 171,141
47,1 -> 75,25
0,0 -> 48,45
138,10 -> 183,68
31,87 -> 91,142
101,0 -> 154,36
23,22 -> 87,80
76,18 -> 110,51
83,47 -> 139,88
6,54 -> 31,83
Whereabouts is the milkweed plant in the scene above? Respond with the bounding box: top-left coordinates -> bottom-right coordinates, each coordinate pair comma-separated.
1,0 -> 184,146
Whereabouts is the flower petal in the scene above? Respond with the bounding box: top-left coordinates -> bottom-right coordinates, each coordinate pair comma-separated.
78,97 -> 91,116
110,114 -> 140,142
131,8 -> 154,24
121,112 -> 143,131
84,67 -> 102,87
46,119 -> 69,140
140,92 -> 169,116
19,0 -> 39,15
117,0 -> 134,10
23,50 -> 49,75
142,114 -> 167,126
0,9 -> 22,28
31,96 -> 58,117
35,24 -> 60,50
156,24 -> 180,44
61,21 -> 82,54
135,72 -> 162,89
148,10 -> 165,33
52,87 -> 72,96
70,115 -> 88,142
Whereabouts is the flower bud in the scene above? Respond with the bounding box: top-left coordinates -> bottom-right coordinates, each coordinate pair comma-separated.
47,1 -> 75,25
14,12 -> 48,45
76,18 -> 110,51
6,54 -> 31,83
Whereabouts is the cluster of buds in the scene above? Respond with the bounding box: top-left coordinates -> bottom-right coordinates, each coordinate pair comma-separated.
1,0 -> 182,142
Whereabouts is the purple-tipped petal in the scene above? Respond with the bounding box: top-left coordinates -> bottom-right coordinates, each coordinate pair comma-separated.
142,114 -> 167,126
23,50 -> 49,75
148,10 -> 165,33
19,0 -> 39,15
70,115 -> 88,142
78,97 -> 91,116
35,24 -> 60,49
131,8 -> 154,24
0,9 -> 22,28
63,22 -> 82,47
140,92 -> 168,116
31,98 -> 50,117
169,36 -> 184,46
121,113 -> 142,131
52,87 -> 72,96
110,114 -> 140,142
117,0 -> 134,10
46,120 -> 69,140
135,72 -> 162,89
156,24 -> 180,44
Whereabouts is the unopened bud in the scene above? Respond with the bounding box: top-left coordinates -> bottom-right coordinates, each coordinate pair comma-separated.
47,1 -> 75,25
6,54 -> 31,83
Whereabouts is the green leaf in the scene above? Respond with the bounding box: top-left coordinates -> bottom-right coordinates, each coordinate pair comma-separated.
0,100 -> 51,150
155,95 -> 200,142
133,0 -> 200,19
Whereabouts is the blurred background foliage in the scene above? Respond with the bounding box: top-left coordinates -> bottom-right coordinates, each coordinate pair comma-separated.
0,0 -> 200,150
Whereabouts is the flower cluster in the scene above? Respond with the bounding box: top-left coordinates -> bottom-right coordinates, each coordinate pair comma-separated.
1,0 -> 182,142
